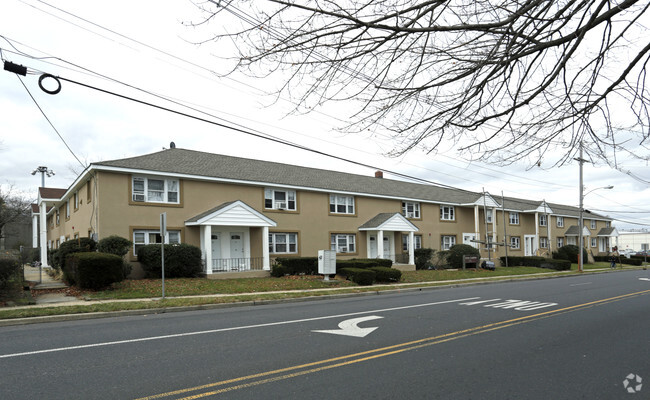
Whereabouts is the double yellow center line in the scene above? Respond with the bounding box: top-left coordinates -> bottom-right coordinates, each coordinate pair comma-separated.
136,289 -> 650,400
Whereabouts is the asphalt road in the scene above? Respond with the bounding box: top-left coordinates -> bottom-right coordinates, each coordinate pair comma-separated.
1,269 -> 649,399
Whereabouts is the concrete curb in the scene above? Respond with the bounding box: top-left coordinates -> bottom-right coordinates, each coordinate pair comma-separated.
1,267 -> 645,327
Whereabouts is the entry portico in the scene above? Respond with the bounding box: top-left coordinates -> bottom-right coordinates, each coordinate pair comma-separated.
359,213 -> 418,265
185,201 -> 277,274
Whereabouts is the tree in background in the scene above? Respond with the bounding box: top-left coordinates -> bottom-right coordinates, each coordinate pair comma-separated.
196,0 -> 650,168
0,184 -> 32,249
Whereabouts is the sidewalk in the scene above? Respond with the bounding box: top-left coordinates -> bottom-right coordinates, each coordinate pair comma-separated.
23,265 -> 75,305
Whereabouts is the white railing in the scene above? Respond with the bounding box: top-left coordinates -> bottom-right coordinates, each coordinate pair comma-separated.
211,257 -> 264,273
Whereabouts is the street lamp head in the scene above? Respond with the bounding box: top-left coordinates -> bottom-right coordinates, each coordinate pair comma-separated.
604,185 -> 614,189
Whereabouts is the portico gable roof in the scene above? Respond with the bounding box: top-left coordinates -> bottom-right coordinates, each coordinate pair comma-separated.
185,200 -> 277,227
358,213 -> 418,232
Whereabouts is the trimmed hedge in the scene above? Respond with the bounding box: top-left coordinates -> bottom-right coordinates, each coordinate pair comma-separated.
370,267 -> 401,282
336,258 -> 392,269
65,252 -> 124,289
339,267 -> 375,285
274,257 -> 318,275
0,255 -> 20,286
500,256 -> 546,267
552,245 -> 587,264
97,235 -> 132,257
138,243 -> 203,278
414,248 -> 435,270
51,238 -> 97,270
539,259 -> 572,271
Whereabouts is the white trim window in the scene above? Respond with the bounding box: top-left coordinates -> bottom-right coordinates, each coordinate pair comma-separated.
402,234 -> 422,251
557,237 -> 564,248
441,235 -> 456,250
132,177 -> 179,204
402,201 -> 421,219
265,188 -> 296,211
540,237 -> 549,249
590,219 -> 596,229
269,233 -> 298,254
133,229 -> 180,256
510,236 -> 520,249
557,216 -> 564,228
330,194 -> 355,214
486,209 -> 493,223
440,206 -> 455,221
567,236 -> 577,246
66,201 -> 70,219
591,238 -> 597,247
606,221 -> 611,228
539,214 -> 547,227
509,212 -> 519,225
331,234 -> 355,253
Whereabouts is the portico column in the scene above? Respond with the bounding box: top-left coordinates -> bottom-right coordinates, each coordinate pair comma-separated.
32,213 -> 38,248
377,230 -> 384,259
201,225 -> 212,275
408,231 -> 415,265
535,212 -> 539,254
38,202 -> 48,267
262,226 -> 270,270
474,205 -> 480,245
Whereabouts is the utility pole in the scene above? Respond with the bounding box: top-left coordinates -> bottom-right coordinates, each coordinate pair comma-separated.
577,142 -> 585,272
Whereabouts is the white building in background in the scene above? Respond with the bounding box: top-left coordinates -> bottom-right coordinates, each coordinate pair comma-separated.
617,231 -> 650,252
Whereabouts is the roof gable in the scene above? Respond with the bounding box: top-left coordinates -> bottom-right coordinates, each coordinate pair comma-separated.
185,200 -> 276,227
359,213 -> 418,232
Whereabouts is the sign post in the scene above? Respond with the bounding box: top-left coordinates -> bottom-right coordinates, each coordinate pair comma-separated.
160,212 -> 166,299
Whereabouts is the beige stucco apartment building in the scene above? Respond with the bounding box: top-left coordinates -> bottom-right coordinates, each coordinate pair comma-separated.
33,147 -> 618,278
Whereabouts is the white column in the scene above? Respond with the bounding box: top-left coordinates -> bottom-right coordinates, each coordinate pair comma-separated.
39,202 -> 48,267
377,230 -> 384,259
262,226 -> 270,270
535,212 -> 539,253
408,231 -> 415,265
201,225 -> 212,275
32,214 -> 38,248
474,205 -> 480,240
492,207 -> 497,250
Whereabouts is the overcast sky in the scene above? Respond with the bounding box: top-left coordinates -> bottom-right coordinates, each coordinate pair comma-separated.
1,0 -> 648,230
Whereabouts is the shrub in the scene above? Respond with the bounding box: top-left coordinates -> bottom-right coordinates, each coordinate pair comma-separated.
0,254 -> 20,287
414,248 -> 435,270
138,243 -> 203,278
271,264 -> 289,277
539,259 -> 571,271
337,258 -> 392,269
97,235 -> 132,257
51,238 -> 97,270
446,244 -> 481,269
65,252 -> 124,289
370,267 -> 401,282
499,256 -> 546,267
339,267 -> 375,285
275,257 -> 318,275
553,245 -> 587,264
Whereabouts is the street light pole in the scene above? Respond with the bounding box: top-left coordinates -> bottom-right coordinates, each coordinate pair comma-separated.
31,166 -> 55,188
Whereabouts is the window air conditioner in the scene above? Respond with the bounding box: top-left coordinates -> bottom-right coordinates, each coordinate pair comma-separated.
133,193 -> 145,202
276,202 -> 287,209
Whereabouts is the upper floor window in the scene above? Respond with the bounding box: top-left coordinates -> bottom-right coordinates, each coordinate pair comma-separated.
486,209 -> 493,223
606,221 -> 611,228
557,216 -> 564,228
133,229 -> 180,256
509,212 -> 519,225
74,192 -> 79,210
65,201 -> 70,219
269,232 -> 298,254
590,219 -> 596,229
330,195 -> 354,214
402,201 -> 421,219
133,177 -> 179,204
331,233 -> 355,253
265,188 -> 296,211
539,214 -> 547,227
440,205 -> 455,221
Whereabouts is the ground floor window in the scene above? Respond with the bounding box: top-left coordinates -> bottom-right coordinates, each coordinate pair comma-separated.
133,229 -> 180,256
557,237 -> 564,248
510,236 -> 520,249
331,234 -> 355,253
441,235 -> 456,250
567,236 -> 577,246
269,232 -> 298,254
591,238 -> 597,248
540,237 -> 549,249
402,234 -> 422,251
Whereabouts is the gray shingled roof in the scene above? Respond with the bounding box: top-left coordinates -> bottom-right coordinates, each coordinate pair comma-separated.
358,213 -> 397,230
93,148 -> 608,219
185,201 -> 236,223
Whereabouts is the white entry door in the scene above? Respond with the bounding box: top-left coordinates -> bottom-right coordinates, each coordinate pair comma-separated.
463,233 -> 477,248
211,233 -> 223,271
369,235 -> 390,259
229,232 -> 246,269
524,235 -> 537,256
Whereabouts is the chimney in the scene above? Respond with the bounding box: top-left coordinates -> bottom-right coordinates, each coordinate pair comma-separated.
170,141 -> 176,149
375,170 -> 383,179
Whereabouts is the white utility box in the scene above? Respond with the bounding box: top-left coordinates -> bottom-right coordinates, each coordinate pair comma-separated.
318,250 -> 337,280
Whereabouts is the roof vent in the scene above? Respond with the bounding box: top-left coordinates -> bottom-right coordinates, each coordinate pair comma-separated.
375,171 -> 383,178
170,142 -> 176,149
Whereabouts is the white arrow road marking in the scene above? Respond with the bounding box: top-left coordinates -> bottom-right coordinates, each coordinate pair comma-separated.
639,278 -> 650,281
313,315 -> 384,338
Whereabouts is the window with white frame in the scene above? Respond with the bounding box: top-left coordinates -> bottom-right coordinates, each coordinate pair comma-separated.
402,201 -> 421,219
606,221 -> 611,228
264,188 -> 296,211
510,236 -> 520,249
132,177 -> 179,204
591,238 -> 597,247
539,214 -> 547,227
557,237 -> 564,248
557,216 -> 564,228
440,206 -> 455,221
133,229 -> 180,256
590,219 -> 596,229
402,234 -> 422,251
486,209 -> 493,223
509,212 -> 519,225
330,195 -> 355,214
268,233 -> 298,254
74,192 -> 79,210
540,237 -> 549,248
331,234 -> 355,253
66,201 -> 70,219
441,235 -> 456,250
56,210 -> 60,226
567,236 -> 577,245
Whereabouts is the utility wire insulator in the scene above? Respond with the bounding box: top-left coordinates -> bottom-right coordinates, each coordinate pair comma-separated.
3,60 -> 27,76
